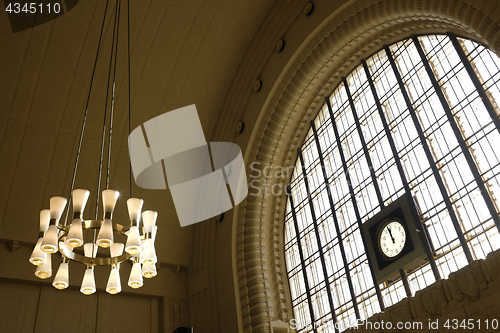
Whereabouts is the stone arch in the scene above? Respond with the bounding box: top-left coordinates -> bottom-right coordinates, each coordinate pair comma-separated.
236,1 -> 500,332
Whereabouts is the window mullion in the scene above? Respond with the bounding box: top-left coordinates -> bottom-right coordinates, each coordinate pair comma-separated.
297,150 -> 341,330
342,76 -> 385,208
325,98 -> 386,312
412,35 -> 500,243
361,59 -> 441,282
287,185 -> 319,333
447,32 -> 500,138
384,44 -> 474,264
310,121 -> 360,321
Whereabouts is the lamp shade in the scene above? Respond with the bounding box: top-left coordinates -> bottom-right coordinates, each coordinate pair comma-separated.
81,268 -> 96,295
50,196 -> 67,221
142,263 -> 157,278
106,268 -> 121,294
128,262 -> 143,289
125,226 -> 141,255
110,243 -> 124,257
84,243 -> 98,257
102,190 -> 119,214
96,218 -> 114,248
142,210 -> 158,234
152,225 -> 158,243
39,209 -> 50,233
52,262 -> 69,289
29,238 -> 47,266
41,225 -> 59,254
66,218 -> 84,247
35,253 -> 52,279
60,241 -> 74,253
72,189 -> 90,214
127,198 -> 143,221
142,239 -> 156,266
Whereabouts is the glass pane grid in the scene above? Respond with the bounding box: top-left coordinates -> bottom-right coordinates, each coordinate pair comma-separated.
460,38 -> 500,110
284,34 -> 500,328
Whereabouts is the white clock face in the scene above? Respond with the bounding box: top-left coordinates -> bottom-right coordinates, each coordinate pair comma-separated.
378,220 -> 406,258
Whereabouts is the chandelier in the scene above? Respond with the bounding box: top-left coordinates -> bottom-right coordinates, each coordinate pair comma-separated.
28,0 -> 159,295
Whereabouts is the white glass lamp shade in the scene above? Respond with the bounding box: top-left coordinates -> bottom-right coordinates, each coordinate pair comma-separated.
152,225 -> 158,243
142,239 -> 156,266
52,262 -> 69,290
96,218 -> 114,248
110,243 -> 124,257
35,254 -> 52,279
29,238 -> 47,266
127,198 -> 143,221
50,196 -> 67,221
60,241 -> 74,253
39,209 -> 50,233
66,218 -> 84,247
142,263 -> 157,278
84,243 -> 98,257
125,226 -> 141,255
106,268 -> 121,294
128,262 -> 143,289
142,210 -> 158,234
72,189 -> 90,214
81,268 -> 96,295
41,225 -> 59,254
102,189 -> 119,214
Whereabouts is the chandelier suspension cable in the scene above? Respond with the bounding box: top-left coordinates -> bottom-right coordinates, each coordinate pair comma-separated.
92,0 -> 120,259
94,0 -> 120,222
128,0 -> 133,199
62,0 -> 111,228
106,0 -> 122,190
31,0 -> 159,295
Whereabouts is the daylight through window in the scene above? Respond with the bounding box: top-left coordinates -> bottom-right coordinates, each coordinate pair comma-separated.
284,34 -> 500,332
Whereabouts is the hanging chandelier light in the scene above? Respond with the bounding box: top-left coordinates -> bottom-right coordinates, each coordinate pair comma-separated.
29,0 -> 159,295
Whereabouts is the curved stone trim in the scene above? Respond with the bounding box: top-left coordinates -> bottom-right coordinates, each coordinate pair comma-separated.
235,0 -> 500,332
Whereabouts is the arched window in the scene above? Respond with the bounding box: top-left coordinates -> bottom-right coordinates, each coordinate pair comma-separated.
284,34 -> 500,332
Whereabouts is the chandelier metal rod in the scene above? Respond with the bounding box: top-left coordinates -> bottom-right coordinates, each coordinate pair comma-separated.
107,0 -> 122,190
128,0 -> 133,199
94,0 -> 120,222
92,0 -> 120,259
62,0 -> 111,228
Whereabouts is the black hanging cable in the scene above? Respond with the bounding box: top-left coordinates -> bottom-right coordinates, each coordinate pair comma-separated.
106,0 -> 122,189
127,0 -> 133,199
94,0 -> 120,221
92,0 -> 120,258
62,0 -> 111,227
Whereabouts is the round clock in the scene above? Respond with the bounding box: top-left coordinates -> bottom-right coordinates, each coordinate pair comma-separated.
378,219 -> 407,259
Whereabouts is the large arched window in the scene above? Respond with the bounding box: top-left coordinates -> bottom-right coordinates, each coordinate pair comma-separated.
284,34 -> 500,332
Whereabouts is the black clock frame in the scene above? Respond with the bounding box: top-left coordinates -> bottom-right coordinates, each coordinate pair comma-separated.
362,195 -> 427,284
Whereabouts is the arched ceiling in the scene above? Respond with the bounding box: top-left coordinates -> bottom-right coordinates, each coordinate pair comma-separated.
0,0 -> 276,267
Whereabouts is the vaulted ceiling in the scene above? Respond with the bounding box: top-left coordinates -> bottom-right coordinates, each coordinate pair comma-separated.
0,0 -> 276,268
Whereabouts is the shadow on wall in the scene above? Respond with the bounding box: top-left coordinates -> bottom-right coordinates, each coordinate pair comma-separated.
4,0 -> 80,33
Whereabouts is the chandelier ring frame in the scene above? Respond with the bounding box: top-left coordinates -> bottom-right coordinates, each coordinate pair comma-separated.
56,220 -> 134,266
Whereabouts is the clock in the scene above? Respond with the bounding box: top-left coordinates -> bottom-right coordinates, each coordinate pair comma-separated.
362,195 -> 428,283
378,218 -> 407,259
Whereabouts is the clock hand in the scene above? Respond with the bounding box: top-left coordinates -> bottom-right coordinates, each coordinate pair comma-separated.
387,227 -> 395,244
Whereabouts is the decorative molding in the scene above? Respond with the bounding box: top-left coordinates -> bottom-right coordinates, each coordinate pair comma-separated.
389,298 -> 414,325
342,253 -> 500,332
448,260 -> 488,303
413,280 -> 448,318
164,297 -> 189,332
231,0 -> 500,332
8,241 -> 20,253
